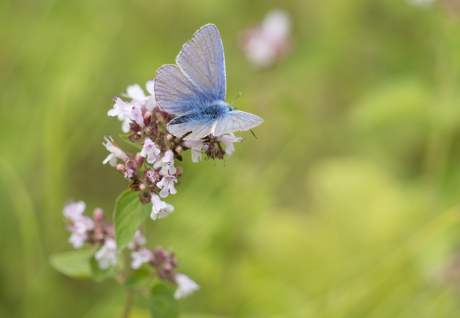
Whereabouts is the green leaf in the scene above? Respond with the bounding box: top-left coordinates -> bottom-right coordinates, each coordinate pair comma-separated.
90,256 -> 114,282
119,134 -> 143,150
124,268 -> 153,288
150,283 -> 179,318
114,190 -> 152,250
49,249 -> 92,278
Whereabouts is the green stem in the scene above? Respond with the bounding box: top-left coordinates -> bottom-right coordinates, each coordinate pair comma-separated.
121,289 -> 134,318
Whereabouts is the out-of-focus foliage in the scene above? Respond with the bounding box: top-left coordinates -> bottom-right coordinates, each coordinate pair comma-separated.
3,0 -> 460,317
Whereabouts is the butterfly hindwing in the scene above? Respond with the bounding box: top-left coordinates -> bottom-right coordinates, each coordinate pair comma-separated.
176,24 -> 226,104
213,110 -> 264,136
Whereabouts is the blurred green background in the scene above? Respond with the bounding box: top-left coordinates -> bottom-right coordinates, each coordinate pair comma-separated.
3,0 -> 460,317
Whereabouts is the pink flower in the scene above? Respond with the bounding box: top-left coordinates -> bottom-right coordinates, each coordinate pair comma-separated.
102,136 -> 129,166
108,97 -> 132,133
63,201 -> 94,249
95,239 -> 118,269
217,133 -> 244,157
241,10 -> 291,67
67,216 -> 94,249
140,138 -> 161,164
127,230 -> 147,250
154,150 -> 177,176
63,201 -> 86,221
131,248 -> 153,269
157,176 -> 177,198
150,193 -> 174,220
182,140 -> 209,163
174,273 -> 200,299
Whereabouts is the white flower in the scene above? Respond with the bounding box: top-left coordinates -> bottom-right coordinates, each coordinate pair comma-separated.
63,201 -> 86,221
157,176 -> 177,198
102,136 -> 129,166
174,273 -> 200,300
63,201 -> 94,249
140,138 -> 161,164
108,97 -> 132,133
126,84 -> 147,102
242,10 -> 291,67
95,239 -> 118,270
68,216 -> 94,249
125,102 -> 145,128
154,150 -> 177,176
127,230 -> 147,249
150,193 -> 174,220
130,248 -> 153,269
145,80 -> 158,112
182,140 -> 209,163
217,133 -> 244,158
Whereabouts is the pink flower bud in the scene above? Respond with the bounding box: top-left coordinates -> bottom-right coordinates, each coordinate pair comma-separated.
93,208 -> 104,223
144,112 -> 152,126
135,153 -> 144,168
116,164 -> 125,172
166,134 -> 173,142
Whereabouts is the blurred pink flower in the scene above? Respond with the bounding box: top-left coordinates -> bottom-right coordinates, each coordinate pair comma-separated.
174,273 -> 200,299
131,248 -> 153,269
95,239 -> 118,269
241,10 -> 291,67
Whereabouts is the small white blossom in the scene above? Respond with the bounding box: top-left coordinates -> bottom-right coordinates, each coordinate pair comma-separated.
127,230 -> 147,250
102,136 -> 129,166
182,140 -> 209,163
157,176 -> 177,198
154,150 -> 177,176
67,216 -> 94,249
126,84 -> 147,102
63,201 -> 86,221
217,133 -> 244,158
150,193 -> 174,220
126,102 -> 145,128
140,138 -> 161,164
95,239 -> 118,270
145,80 -> 158,112
108,97 -> 132,133
174,273 -> 200,300
131,248 -> 153,269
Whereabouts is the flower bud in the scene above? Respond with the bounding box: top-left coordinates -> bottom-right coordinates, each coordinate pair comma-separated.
166,134 -> 173,142
175,146 -> 183,153
135,153 -> 144,168
93,208 -> 104,223
176,167 -> 183,175
144,111 -> 152,126
116,164 -> 126,172
139,183 -> 146,191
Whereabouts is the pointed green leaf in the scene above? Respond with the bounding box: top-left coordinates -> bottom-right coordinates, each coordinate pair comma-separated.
49,249 -> 92,278
90,256 -> 114,282
150,283 -> 179,318
114,190 -> 152,250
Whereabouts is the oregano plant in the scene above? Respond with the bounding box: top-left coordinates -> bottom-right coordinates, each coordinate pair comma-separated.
51,23 -> 262,317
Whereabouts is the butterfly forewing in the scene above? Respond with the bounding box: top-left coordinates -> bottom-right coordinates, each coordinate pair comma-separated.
177,24 -> 226,104
214,110 -> 263,136
154,65 -> 207,115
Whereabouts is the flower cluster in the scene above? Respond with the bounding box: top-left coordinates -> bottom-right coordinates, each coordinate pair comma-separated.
63,201 -> 199,299
104,81 -> 244,220
241,10 -> 291,67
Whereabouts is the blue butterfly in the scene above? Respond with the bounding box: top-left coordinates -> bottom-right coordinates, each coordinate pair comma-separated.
154,24 -> 263,141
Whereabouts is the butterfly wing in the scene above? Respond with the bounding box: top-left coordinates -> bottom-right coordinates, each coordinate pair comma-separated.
154,64 -> 207,116
213,110 -> 264,136
176,24 -> 226,104
167,117 -> 216,140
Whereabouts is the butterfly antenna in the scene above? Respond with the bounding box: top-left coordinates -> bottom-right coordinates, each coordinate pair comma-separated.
250,129 -> 258,139
230,92 -> 242,106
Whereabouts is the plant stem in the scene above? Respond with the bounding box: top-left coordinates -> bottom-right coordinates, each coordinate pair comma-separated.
121,289 -> 134,318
